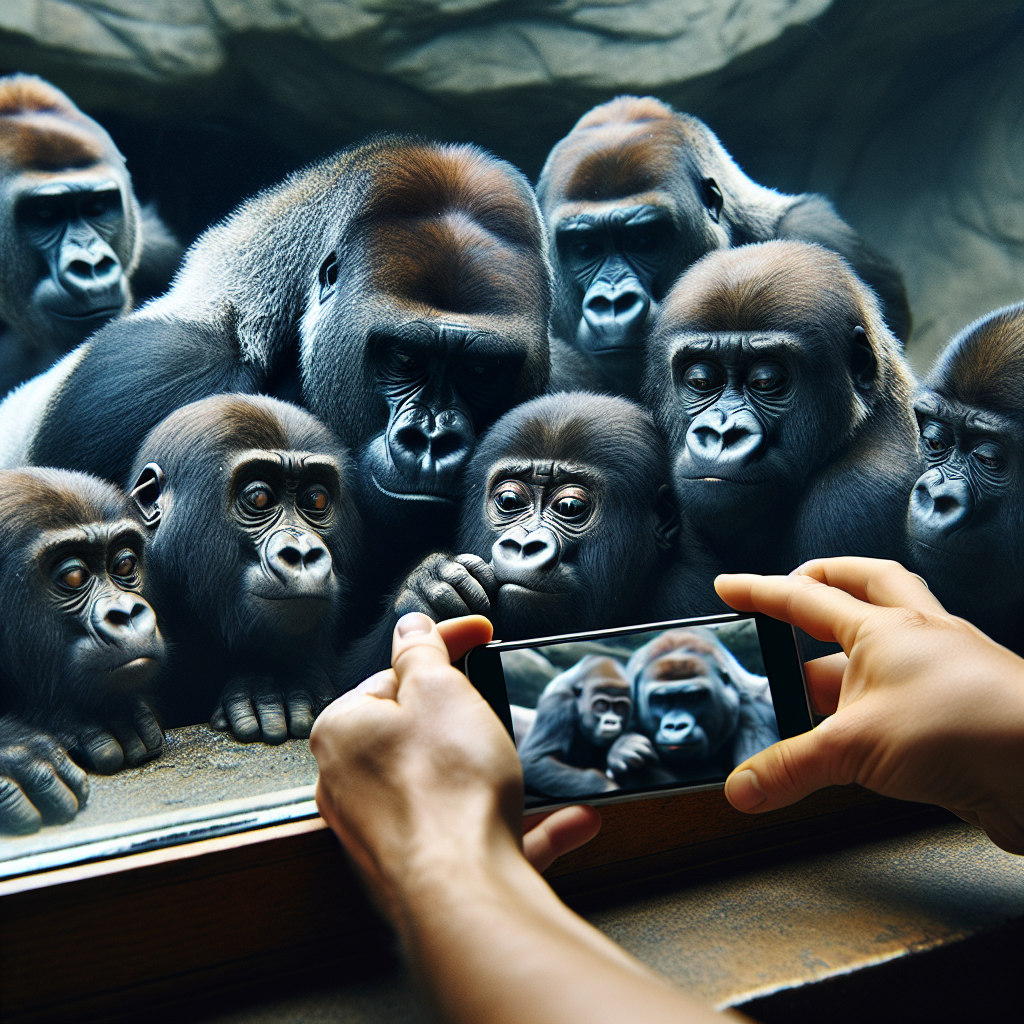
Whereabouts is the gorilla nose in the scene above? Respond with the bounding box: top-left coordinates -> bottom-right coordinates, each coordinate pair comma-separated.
266,530 -> 333,584
909,470 -> 973,536
686,408 -> 764,468
388,406 -> 475,479
58,235 -> 123,301
491,526 -> 561,583
93,593 -> 158,644
582,279 -> 650,343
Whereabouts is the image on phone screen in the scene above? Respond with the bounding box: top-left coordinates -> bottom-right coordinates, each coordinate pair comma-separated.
467,614 -> 810,810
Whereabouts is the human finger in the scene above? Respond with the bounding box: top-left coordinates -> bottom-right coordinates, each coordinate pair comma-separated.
435,615 -> 494,664
522,805 -> 602,872
790,557 -> 946,614
715,572 -> 874,649
803,651 -> 848,716
724,721 -> 849,813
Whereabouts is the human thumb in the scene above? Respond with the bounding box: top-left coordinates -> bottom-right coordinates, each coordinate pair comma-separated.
724,726 -> 842,813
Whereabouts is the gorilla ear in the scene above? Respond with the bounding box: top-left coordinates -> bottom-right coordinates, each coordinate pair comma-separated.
655,485 -> 680,550
701,178 -> 724,224
130,463 -> 165,528
318,252 -> 340,303
571,682 -> 583,697
849,326 -> 878,394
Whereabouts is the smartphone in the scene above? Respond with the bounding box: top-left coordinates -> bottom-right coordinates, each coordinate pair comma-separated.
461,612 -> 813,811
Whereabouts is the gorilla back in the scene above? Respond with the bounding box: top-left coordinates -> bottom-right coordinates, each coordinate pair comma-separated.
5,136 -> 550,563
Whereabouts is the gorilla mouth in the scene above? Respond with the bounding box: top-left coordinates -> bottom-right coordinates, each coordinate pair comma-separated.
49,305 -> 123,321
370,473 -> 458,504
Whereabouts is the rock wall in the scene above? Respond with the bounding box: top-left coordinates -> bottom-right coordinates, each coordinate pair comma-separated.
2,0 -> 1022,371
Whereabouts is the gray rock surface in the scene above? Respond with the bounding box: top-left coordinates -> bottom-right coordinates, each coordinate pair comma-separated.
1,0 -> 1022,370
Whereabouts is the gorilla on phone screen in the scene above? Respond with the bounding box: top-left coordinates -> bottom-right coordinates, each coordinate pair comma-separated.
0,468 -> 166,784
518,655 -> 633,798
346,391 -> 723,683
908,302 -> 1024,654
646,240 -> 921,575
0,137 -> 549,588
607,628 -> 778,787
0,74 -> 182,395
537,96 -> 910,399
128,394 -> 363,743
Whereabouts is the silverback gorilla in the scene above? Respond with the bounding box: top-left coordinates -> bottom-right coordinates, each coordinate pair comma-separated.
519,655 -> 632,798
129,395 -> 363,743
537,96 -> 911,399
0,137 -> 549,589
908,302 -> 1024,654
608,629 -> 778,787
0,468 -> 166,776
346,391 -> 723,683
646,240 -> 920,574
0,74 -> 182,395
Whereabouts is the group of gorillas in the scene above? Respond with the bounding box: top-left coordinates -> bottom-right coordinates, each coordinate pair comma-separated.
0,76 -> 1020,832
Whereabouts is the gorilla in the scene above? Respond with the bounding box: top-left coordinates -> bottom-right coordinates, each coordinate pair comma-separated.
518,655 -> 632,798
0,467 -> 167,775
607,628 -> 778,787
908,302 -> 1024,654
646,240 -> 921,575
0,136 -> 549,589
0,715 -> 90,834
129,394 -> 363,743
345,392 -> 723,682
537,96 -> 910,399
0,74 -> 183,396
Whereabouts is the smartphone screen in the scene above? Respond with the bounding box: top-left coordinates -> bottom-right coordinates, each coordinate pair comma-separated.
464,613 -> 812,811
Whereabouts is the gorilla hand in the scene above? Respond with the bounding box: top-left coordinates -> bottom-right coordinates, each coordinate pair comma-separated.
606,732 -> 659,781
0,716 -> 90,834
394,553 -> 496,622
212,668 -> 336,744
69,698 -> 164,774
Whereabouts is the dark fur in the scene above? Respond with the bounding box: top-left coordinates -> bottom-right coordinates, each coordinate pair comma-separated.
908,302 -> 1024,652
129,395 -> 363,741
537,96 -> 910,399
0,466 -> 166,774
646,240 -> 921,574
0,74 -> 183,395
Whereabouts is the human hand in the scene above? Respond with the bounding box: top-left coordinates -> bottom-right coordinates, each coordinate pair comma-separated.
715,558 -> 1024,854
311,614 -> 600,922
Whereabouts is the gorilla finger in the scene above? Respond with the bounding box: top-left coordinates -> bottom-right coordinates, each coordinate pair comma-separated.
75,729 -> 125,774
803,652 -> 848,716
287,693 -> 316,738
49,748 -> 90,806
224,692 -> 262,742
112,724 -> 154,767
423,579 -> 471,618
210,705 -> 229,731
16,763 -> 81,824
437,560 -> 491,613
255,694 -> 289,744
0,778 -> 43,835
132,704 -> 164,752
454,553 -> 498,601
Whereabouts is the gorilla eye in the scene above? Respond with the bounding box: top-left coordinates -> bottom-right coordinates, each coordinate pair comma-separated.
241,482 -> 276,513
972,444 -> 1005,471
920,421 -> 952,455
464,357 -> 500,381
701,178 -> 724,223
492,481 -> 531,515
592,698 -> 610,713
747,362 -> 786,393
55,559 -> 90,591
81,191 -> 121,219
550,486 -> 591,522
682,362 -> 722,393
318,253 -> 340,302
300,486 -> 331,514
111,550 -> 139,579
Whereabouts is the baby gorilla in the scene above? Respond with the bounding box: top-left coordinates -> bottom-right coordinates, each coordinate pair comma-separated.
129,395 -> 362,743
608,629 -> 778,787
518,655 -> 632,798
0,468 -> 166,778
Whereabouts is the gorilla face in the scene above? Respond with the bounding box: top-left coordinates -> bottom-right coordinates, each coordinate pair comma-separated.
632,643 -> 740,766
